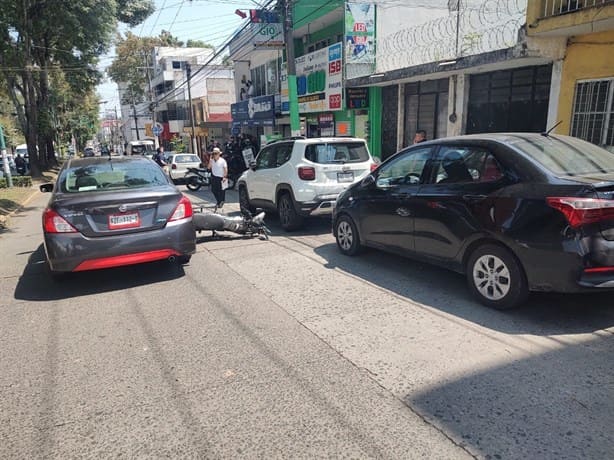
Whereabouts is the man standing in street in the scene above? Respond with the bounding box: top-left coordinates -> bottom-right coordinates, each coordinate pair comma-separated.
209,147 -> 228,208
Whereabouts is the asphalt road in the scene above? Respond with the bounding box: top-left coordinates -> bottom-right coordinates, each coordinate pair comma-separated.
1,186 -> 613,459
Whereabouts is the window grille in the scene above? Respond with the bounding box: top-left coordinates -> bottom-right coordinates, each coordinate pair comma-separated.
571,79 -> 614,148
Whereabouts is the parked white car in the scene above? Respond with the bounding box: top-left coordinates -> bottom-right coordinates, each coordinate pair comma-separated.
166,153 -> 203,184
237,137 -> 377,230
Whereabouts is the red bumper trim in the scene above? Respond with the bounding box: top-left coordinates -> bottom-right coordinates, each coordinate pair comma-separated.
583,266 -> 614,274
73,249 -> 181,272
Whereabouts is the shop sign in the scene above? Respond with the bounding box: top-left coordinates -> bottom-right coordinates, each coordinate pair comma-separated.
346,87 -> 369,109
231,95 -> 276,127
280,43 -> 344,114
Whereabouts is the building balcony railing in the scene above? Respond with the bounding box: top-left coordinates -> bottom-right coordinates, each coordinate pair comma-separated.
540,0 -> 614,18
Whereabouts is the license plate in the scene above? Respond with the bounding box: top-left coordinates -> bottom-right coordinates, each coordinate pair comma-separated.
108,212 -> 140,230
337,171 -> 354,183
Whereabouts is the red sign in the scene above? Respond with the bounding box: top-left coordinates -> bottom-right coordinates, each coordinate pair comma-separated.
353,23 -> 367,32
329,94 -> 341,110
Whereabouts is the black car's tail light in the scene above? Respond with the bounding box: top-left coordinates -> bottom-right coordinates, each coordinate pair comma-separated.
583,266 -> 614,274
546,197 -> 614,228
169,195 -> 193,221
298,166 -> 316,180
43,208 -> 77,233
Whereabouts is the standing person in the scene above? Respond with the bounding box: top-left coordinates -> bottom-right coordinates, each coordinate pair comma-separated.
413,129 -> 427,144
153,146 -> 167,167
14,154 -> 27,175
209,147 -> 228,208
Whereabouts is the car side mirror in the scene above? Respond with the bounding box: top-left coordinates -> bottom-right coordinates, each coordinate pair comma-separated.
39,183 -> 54,193
361,174 -> 375,187
249,160 -> 257,171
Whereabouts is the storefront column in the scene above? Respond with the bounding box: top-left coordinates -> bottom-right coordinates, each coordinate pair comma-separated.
447,74 -> 469,137
368,86 -> 382,159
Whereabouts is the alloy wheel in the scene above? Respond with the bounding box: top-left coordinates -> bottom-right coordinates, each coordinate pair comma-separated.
337,220 -> 353,251
472,254 -> 511,301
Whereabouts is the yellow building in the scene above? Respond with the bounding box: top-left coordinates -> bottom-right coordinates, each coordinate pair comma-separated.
527,0 -> 614,150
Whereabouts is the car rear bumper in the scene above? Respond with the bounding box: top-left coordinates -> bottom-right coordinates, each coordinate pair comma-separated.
44,219 -> 196,272
297,194 -> 339,216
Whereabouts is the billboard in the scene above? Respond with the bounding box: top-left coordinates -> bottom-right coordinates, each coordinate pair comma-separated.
281,42 -> 344,113
344,2 -> 376,64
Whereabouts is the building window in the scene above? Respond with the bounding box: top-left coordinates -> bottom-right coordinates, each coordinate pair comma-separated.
467,64 -> 552,134
571,79 -> 614,149
171,61 -> 182,70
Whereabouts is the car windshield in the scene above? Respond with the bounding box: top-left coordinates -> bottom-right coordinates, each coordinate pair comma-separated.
59,161 -> 168,193
513,135 -> 614,176
304,142 -> 370,164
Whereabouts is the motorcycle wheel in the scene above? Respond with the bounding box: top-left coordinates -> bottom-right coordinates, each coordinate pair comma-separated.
186,176 -> 202,191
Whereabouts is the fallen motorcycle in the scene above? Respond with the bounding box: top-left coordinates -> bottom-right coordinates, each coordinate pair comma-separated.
184,167 -> 211,191
193,207 -> 270,240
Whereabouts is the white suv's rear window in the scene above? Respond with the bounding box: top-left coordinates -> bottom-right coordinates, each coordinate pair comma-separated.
304,142 -> 370,164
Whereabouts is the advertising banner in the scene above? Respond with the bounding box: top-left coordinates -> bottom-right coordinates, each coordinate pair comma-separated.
344,3 -> 376,64
281,42 -> 344,114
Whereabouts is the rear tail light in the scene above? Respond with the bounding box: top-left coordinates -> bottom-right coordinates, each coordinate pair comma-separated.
370,163 -> 378,172
172,163 -> 177,169
169,195 -> 194,221
583,266 -> 614,274
298,166 -> 316,181
43,208 -> 77,233
546,197 -> 614,228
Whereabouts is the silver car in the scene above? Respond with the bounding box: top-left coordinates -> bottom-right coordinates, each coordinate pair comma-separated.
167,153 -> 203,184
40,156 -> 196,276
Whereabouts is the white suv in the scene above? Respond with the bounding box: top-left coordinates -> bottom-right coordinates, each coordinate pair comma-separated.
237,137 -> 377,230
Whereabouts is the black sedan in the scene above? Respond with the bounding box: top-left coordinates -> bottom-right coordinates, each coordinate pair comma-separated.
333,133 -> 614,309
40,156 -> 196,276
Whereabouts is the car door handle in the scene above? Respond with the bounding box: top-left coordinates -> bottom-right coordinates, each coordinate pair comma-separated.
463,194 -> 487,202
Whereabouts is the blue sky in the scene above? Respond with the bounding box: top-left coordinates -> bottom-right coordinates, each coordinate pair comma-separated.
97,0 -> 263,113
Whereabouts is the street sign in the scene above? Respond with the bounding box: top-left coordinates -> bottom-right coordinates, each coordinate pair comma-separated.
152,123 -> 163,136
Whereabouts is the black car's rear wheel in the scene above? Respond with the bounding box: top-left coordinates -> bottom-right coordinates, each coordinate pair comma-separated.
466,244 -> 528,310
335,215 -> 362,256
277,193 -> 303,231
186,176 -> 202,191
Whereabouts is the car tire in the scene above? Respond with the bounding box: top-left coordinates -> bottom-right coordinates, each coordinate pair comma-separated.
277,193 -> 303,231
238,185 -> 255,214
186,176 -> 202,191
466,244 -> 528,310
335,215 -> 362,256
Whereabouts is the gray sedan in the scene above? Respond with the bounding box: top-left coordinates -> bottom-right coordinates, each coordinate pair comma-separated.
40,156 -> 196,275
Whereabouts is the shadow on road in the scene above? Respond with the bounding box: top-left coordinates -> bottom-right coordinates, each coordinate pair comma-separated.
313,243 -> 614,335
14,244 -> 186,301
409,334 -> 614,459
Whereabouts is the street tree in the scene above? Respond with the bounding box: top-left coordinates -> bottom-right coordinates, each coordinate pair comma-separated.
0,0 -> 154,177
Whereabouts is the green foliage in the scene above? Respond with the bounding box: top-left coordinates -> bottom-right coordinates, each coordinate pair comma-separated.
186,40 -> 214,49
0,0 -> 155,176
0,176 -> 32,188
169,134 -> 187,153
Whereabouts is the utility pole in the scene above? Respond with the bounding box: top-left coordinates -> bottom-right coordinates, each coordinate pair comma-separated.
282,0 -> 301,136
186,63 -> 198,155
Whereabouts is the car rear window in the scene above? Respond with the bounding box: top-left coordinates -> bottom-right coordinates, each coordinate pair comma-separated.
59,161 -> 168,193
304,142 -> 370,164
514,135 -> 614,176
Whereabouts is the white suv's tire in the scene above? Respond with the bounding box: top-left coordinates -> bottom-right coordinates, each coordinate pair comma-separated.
239,185 -> 255,214
277,193 -> 303,231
